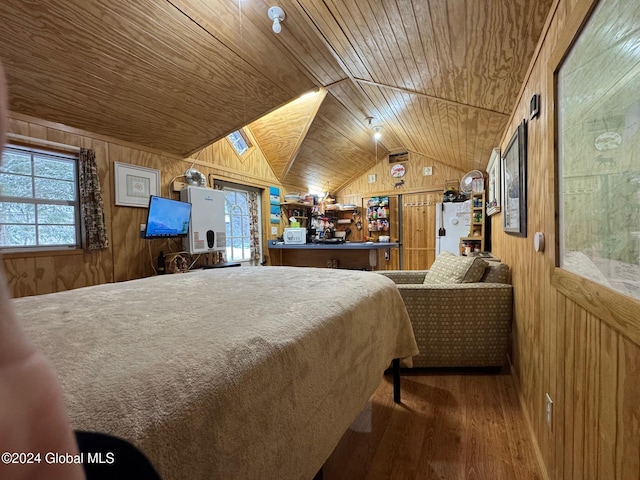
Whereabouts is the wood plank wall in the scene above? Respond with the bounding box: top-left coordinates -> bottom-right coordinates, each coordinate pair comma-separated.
337,150 -> 465,271
490,0 -> 640,479
338,150 -> 465,199
2,112 -> 288,297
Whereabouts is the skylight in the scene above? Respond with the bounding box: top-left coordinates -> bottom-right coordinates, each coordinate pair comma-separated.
227,130 -> 251,157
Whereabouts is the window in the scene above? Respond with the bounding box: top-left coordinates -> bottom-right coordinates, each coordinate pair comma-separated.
224,190 -> 252,262
227,130 -> 252,157
556,0 -> 640,300
217,181 -> 262,264
0,146 -> 80,250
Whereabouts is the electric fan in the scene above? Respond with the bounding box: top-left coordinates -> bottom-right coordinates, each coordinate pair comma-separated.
460,170 -> 484,194
185,168 -> 206,187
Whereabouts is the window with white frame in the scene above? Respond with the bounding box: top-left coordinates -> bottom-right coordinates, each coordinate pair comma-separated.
217,181 -> 262,264
224,190 -> 252,262
227,130 -> 252,157
0,146 -> 80,250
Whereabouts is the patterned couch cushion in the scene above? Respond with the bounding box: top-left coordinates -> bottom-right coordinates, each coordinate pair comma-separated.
481,262 -> 511,284
424,252 -> 488,285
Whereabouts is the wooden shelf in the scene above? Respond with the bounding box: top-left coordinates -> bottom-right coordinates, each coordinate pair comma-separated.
366,196 -> 390,238
460,191 -> 486,255
333,207 -> 361,241
281,201 -> 314,208
281,202 -> 314,228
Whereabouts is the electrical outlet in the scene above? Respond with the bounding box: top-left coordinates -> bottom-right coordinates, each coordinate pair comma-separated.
423,166 -> 433,176
545,393 -> 553,428
271,226 -> 278,235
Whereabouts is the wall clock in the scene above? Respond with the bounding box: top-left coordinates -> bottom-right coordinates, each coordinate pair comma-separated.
390,164 -> 406,178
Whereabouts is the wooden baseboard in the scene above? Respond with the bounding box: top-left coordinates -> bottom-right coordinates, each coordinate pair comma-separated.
509,360 -> 550,480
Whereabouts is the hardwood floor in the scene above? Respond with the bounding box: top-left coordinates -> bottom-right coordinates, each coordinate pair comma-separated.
323,370 -> 543,480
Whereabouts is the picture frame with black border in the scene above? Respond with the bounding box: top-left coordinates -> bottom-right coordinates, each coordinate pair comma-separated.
501,119 -> 527,236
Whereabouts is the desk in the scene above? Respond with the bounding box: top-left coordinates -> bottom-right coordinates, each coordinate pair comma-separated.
268,240 -> 399,270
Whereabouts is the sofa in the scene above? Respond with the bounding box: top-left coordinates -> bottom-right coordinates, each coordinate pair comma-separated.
378,252 -> 513,368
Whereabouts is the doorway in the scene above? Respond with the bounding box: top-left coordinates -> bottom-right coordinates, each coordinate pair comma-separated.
401,191 -> 440,270
215,180 -> 263,265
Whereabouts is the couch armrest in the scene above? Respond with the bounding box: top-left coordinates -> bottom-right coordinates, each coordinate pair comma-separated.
395,282 -> 513,368
377,270 -> 428,284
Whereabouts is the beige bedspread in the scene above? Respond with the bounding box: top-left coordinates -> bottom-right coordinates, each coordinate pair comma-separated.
13,266 -> 418,480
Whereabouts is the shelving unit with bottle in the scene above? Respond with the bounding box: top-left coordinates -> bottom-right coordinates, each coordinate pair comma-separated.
366,196 -> 390,240
321,200 -> 361,241
459,191 -> 486,255
281,201 -> 314,228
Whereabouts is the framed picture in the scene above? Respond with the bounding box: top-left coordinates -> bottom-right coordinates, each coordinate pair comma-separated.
486,147 -> 501,216
502,119 -> 527,236
114,162 -> 161,207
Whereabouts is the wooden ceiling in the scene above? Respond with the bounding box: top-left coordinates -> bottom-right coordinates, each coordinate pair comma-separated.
0,0 -> 553,193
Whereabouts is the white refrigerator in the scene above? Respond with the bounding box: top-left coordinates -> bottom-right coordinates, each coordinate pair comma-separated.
435,200 -> 471,256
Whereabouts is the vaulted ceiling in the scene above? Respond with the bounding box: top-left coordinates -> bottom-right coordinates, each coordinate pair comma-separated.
0,0 -> 553,193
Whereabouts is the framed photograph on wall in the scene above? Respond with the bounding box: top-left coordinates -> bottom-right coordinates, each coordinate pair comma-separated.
502,119 -> 527,236
486,147 -> 501,216
114,162 -> 161,207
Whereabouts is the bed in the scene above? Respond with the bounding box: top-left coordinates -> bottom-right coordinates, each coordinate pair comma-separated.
12,265 -> 418,480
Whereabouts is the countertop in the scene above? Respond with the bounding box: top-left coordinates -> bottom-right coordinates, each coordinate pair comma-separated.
268,240 -> 399,250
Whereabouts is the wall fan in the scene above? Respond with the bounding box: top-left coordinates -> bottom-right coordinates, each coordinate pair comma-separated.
185,168 -> 206,187
460,169 -> 484,194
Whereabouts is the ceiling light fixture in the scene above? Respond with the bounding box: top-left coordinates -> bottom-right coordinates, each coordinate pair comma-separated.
268,6 -> 285,34
365,116 -> 382,141
373,125 -> 382,141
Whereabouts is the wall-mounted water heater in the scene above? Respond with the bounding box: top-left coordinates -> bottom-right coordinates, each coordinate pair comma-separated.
180,186 -> 226,254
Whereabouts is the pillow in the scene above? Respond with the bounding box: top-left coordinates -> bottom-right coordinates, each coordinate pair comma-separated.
481,262 -> 511,284
424,252 -> 488,285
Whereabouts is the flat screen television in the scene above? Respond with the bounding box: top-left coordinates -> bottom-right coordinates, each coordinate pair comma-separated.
144,196 -> 192,239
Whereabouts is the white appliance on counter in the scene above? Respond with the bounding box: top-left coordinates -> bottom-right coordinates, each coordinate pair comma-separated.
435,200 -> 471,256
283,227 -> 306,244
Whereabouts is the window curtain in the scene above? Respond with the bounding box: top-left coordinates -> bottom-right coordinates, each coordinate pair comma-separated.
79,148 -> 109,250
248,191 -> 260,264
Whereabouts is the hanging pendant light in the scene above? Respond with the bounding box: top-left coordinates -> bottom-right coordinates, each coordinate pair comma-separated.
373,125 -> 382,141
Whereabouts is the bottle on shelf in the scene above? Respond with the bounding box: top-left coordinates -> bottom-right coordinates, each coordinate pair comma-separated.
459,191 -> 486,255
366,196 -> 390,235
